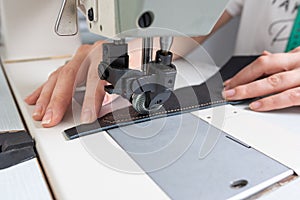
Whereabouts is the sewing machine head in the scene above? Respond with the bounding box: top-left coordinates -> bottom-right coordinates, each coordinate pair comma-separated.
56,0 -> 229,114
56,0 -> 229,38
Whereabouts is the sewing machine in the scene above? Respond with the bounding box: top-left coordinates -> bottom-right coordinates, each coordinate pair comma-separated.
55,0 -> 230,113
1,0 -> 300,199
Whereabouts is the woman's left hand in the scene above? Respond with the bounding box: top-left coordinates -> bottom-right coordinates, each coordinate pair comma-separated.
223,49 -> 300,111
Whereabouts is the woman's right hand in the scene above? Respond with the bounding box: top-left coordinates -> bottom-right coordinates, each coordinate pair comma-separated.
25,41 -> 109,127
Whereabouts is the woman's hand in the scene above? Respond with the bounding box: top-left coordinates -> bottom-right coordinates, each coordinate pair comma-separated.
25,41 -> 108,127
223,49 -> 300,111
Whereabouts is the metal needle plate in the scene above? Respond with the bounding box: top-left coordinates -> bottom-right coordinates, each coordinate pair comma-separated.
107,113 -> 293,200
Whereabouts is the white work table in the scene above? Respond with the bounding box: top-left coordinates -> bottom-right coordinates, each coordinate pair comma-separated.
3,56 -> 300,199
0,58 -> 51,200
4,58 -> 169,199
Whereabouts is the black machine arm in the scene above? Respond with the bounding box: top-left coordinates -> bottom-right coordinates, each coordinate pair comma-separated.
98,38 -> 177,114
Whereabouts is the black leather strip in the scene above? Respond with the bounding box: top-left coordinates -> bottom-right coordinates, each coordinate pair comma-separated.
0,131 -> 36,169
64,56 -> 259,140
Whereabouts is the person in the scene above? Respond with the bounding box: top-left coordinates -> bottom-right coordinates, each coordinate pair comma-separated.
25,0 -> 300,128
222,0 -> 300,112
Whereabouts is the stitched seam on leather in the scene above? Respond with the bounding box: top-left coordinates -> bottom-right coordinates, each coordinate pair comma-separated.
102,100 -> 226,124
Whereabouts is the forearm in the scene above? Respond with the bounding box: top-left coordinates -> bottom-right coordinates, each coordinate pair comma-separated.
172,10 -> 233,59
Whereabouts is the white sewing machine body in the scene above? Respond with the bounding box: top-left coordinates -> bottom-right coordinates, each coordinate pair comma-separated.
56,0 -> 229,38
0,0 -> 300,199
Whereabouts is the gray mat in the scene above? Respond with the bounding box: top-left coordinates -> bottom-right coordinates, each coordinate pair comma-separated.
108,113 -> 293,200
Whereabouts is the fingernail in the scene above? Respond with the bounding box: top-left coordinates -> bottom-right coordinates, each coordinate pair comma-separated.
33,104 -> 43,117
24,95 -> 32,103
249,101 -> 262,110
81,109 -> 92,124
222,89 -> 236,98
42,109 -> 53,125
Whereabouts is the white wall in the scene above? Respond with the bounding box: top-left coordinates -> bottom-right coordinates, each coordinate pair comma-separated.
0,0 -> 81,61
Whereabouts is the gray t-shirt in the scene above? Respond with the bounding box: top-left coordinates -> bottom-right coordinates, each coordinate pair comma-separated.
226,0 -> 300,55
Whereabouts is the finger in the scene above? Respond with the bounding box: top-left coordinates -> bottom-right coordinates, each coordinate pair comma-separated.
128,48 -> 142,69
102,93 -> 119,106
223,78 -> 232,90
261,50 -> 271,56
226,53 -> 300,89
223,51 -> 270,88
41,65 -> 78,127
249,87 -> 300,111
65,44 -> 94,86
24,85 -> 43,105
223,69 -> 300,100
40,45 -> 95,127
80,62 -> 106,123
32,70 -> 59,121
81,80 -> 106,124
76,44 -> 103,86
289,46 -> 300,53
